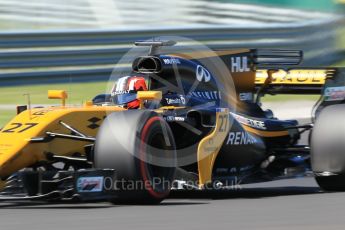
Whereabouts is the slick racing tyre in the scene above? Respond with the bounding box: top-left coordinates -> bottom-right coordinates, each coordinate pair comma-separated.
315,175 -> 345,191
94,110 -> 176,204
311,104 -> 345,191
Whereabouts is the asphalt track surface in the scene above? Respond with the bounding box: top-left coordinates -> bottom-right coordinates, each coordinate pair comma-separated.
1,119 -> 344,230
0,177 -> 344,230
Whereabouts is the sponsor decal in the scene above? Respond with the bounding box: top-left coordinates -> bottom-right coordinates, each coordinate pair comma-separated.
165,116 -> 186,122
196,65 -> 211,82
77,176 -> 104,193
324,86 -> 345,101
189,91 -> 221,100
203,138 -> 218,152
239,92 -> 253,101
255,69 -> 328,85
165,95 -> 186,105
226,131 -> 257,145
163,58 -> 181,65
111,90 -> 130,96
231,56 -> 250,73
230,112 -> 266,130
87,117 -> 102,129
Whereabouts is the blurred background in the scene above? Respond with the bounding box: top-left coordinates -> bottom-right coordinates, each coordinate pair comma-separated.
0,0 -> 344,125
0,0 -> 340,29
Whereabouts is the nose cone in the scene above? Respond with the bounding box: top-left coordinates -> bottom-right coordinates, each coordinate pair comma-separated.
0,133 -> 34,179
0,111 -> 43,178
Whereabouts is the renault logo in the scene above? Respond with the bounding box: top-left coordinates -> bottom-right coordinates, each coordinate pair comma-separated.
87,117 -> 101,129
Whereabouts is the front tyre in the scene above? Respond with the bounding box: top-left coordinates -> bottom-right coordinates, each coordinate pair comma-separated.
94,110 -> 176,204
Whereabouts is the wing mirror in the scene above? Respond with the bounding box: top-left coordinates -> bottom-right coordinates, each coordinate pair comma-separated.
137,91 -> 162,109
48,90 -> 68,106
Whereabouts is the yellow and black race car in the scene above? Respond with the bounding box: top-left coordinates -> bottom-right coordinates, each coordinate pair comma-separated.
0,40 -> 344,204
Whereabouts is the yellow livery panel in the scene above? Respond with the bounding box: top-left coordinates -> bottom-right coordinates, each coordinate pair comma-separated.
0,105 -> 125,178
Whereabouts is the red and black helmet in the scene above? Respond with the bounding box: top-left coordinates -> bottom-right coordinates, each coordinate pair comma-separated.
111,76 -> 148,109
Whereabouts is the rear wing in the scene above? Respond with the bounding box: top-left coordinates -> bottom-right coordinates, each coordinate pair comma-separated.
212,49 -> 304,93
255,68 -> 336,94
172,46 -> 329,97
181,48 -> 312,100
252,49 -> 303,66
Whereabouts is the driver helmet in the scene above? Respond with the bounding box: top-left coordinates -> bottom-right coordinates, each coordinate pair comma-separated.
111,76 -> 148,109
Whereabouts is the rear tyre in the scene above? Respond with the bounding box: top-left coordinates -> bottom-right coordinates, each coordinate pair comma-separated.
315,175 -> 345,191
311,104 -> 345,191
94,110 -> 176,204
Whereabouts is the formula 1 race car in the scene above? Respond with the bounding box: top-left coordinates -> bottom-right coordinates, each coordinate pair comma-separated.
0,40 -> 344,204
